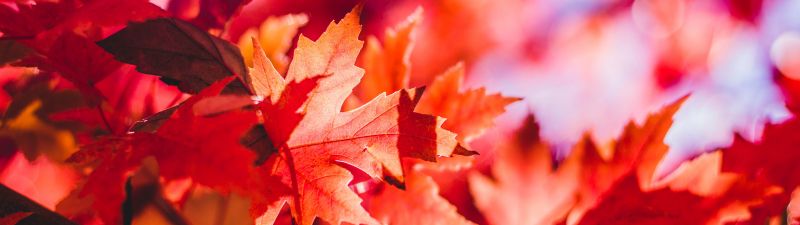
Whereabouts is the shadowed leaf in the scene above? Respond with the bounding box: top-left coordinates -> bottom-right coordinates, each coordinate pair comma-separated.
97,18 -> 249,95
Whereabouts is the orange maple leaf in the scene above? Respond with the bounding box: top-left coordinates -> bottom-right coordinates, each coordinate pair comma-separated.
572,96 -> 687,216
356,7 -> 421,102
368,169 -> 476,225
469,114 -> 580,225
416,63 -> 521,142
250,6 -> 471,225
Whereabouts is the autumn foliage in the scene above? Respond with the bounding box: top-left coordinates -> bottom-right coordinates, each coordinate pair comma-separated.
1,0 -> 800,225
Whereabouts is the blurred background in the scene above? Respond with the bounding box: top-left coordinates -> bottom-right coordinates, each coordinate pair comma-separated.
3,0 -> 800,224
171,0 -> 800,172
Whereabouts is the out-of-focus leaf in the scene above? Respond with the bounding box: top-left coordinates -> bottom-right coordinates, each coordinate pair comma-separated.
167,0 -> 252,31
32,32 -> 122,102
369,172 -> 476,225
469,114 -> 579,225
237,14 -> 308,72
182,189 -> 253,225
1,82 -> 83,162
356,7 -> 420,102
70,78 -> 284,224
0,40 -> 31,65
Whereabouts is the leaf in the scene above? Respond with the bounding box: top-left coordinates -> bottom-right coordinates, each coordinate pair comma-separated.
368,172 -> 476,225
722,116 -> 800,189
563,96 -> 784,224
575,96 -> 688,206
0,1 -> 78,38
466,97 -> 688,225
0,100 -> 78,162
408,0 -> 497,82
250,6 -> 471,225
469,114 -> 579,225
416,62 -> 521,142
237,14 -> 308,72
661,152 -> 780,224
356,7 -> 421,101
0,80 -> 84,162
97,18 -> 250,95
129,105 -> 180,133
35,32 -> 123,100
182,189 -> 254,225
60,0 -> 167,29
0,0 -> 165,51
719,113 -> 800,221
247,39 -> 286,101
70,78 -> 280,224
575,153 -> 779,225
167,0 -> 252,31
576,173 -> 724,225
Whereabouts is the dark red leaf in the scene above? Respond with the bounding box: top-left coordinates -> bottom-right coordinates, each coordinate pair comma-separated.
97,18 -> 250,95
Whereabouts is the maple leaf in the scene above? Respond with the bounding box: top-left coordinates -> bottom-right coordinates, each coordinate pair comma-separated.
0,0 -> 165,50
576,173 -> 724,225
352,9 -> 518,143
32,32 -> 123,101
572,96 -> 688,213
722,116 -> 800,189
69,78 -> 279,224
416,63 -> 521,142
0,1 -> 78,39
368,170 -> 476,225
246,39 -> 287,100
469,114 -> 579,225
237,14 -> 309,72
355,7 -> 421,102
575,151 -> 780,225
246,6 -> 471,225
466,97 -> 687,225
0,0 -> 167,111
719,114 -> 800,222
344,8 -> 516,224
97,18 -> 250,95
